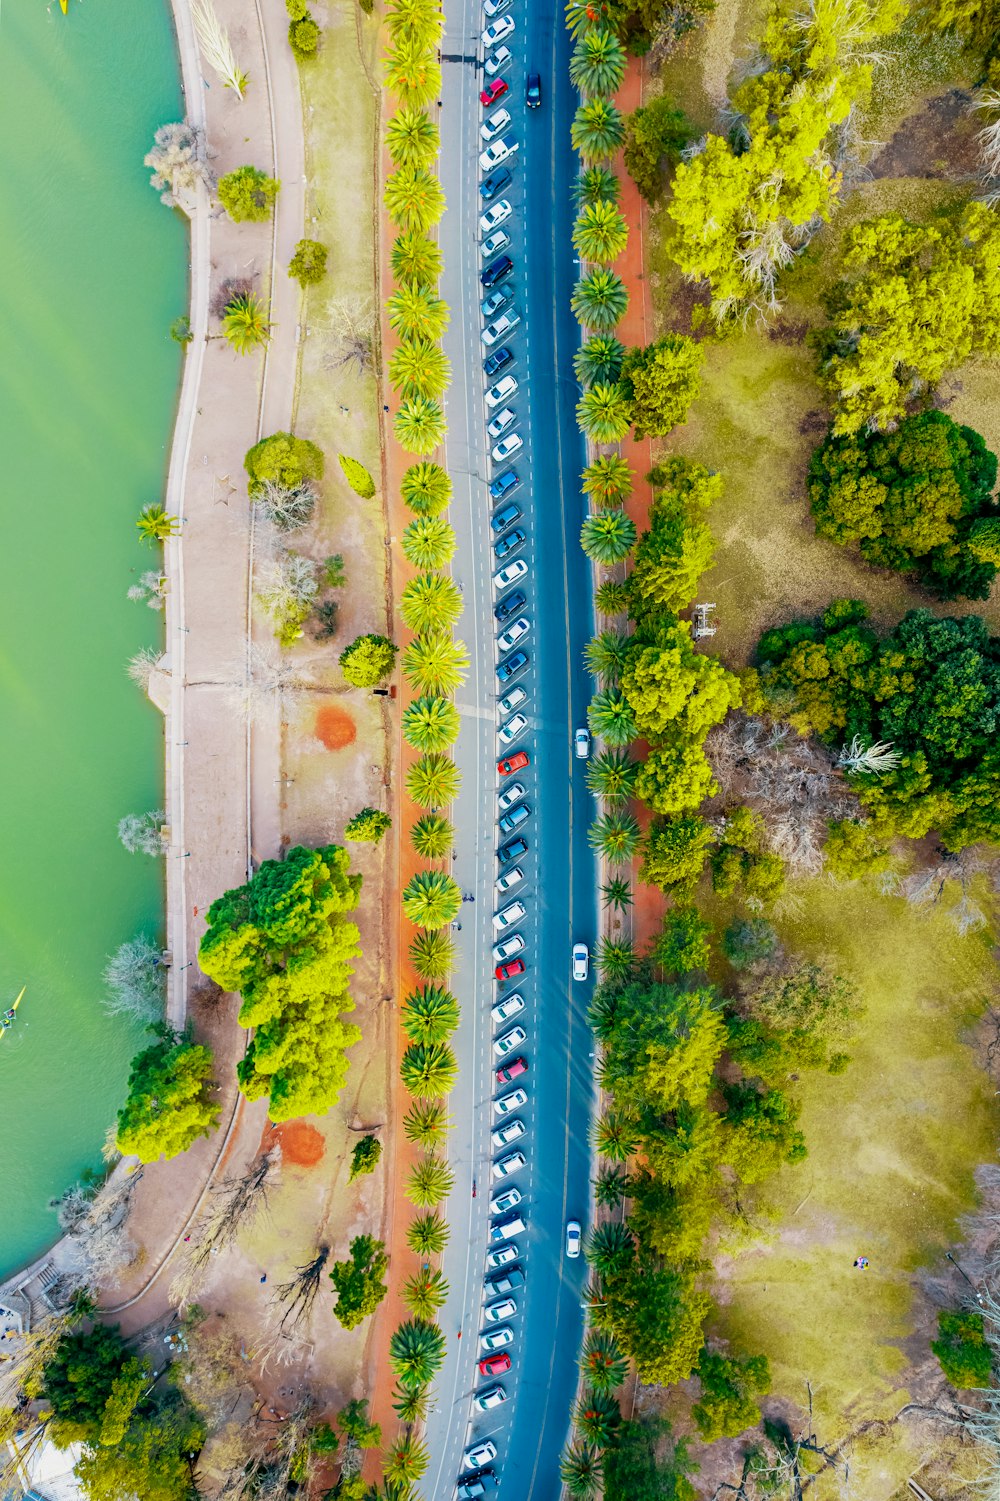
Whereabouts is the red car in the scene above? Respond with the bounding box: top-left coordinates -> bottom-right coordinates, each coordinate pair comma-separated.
497,750 -> 530,776
495,957 -> 526,981
479,1351 -> 513,1377
496,1056 -> 527,1085
480,76 -> 509,107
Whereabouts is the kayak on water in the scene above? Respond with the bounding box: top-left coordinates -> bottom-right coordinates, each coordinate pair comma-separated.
0,987 -> 25,1042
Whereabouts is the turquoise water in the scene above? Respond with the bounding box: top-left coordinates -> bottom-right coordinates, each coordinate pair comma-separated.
0,0 -> 185,1276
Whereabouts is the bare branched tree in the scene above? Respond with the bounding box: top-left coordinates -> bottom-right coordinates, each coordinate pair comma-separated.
251,479 -> 319,533
225,642 -> 316,725
274,1248 -> 329,1334
172,1149 -> 280,1306
126,645 -> 161,691
144,121 -> 214,207
118,809 -> 166,856
892,845 -> 994,936
323,296 -> 377,374
837,734 -> 901,775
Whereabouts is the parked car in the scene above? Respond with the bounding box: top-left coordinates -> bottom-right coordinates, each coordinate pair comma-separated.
485,373 -> 518,407
474,1385 -> 508,1411
481,16 -> 515,49
483,346 -> 515,380
490,991 -> 525,1024
488,467 -> 520,501
481,287 -> 511,320
480,105 -> 512,142
483,0 -> 513,17
498,749 -> 529,775
490,505 -> 521,540
491,1115 -> 526,1148
496,653 -> 528,688
566,1220 -> 582,1258
497,833 -> 528,863
485,1241 -> 519,1268
575,726 -> 591,758
497,709 -> 527,742
493,557 -> 527,589
495,591 -> 526,625
480,254 -> 513,290
480,1325 -> 514,1351
479,1351 -> 513,1378
492,1022 -> 527,1055
495,956 -> 525,981
484,44 -> 513,76
489,1213 -> 525,1243
492,1150 -> 526,1180
486,405 -> 517,440
499,795 -> 530,827
489,1185 -> 522,1215
484,1266 -> 523,1297
495,863 -> 524,893
480,76 -> 508,108
493,527 -> 525,561
491,932 -> 524,964
480,197 -> 512,233
479,167 -> 512,202
492,432 -> 523,463
572,943 -> 590,981
492,900 -> 525,931
482,307 -> 520,345
480,135 -> 519,173
496,1055 -> 527,1085
457,1473 -> 496,1500
480,229 -> 511,261
526,72 -> 542,106
497,615 -> 529,652
465,1440 -> 498,1470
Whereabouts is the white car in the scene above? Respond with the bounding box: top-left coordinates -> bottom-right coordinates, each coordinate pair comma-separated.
480,135 -> 519,172
575,726 -> 591,759
486,374 -> 519,408
492,932 -> 525,964
494,1086 -> 528,1116
480,1324 -> 515,1352
484,43 -> 513,76
493,900 -> 526,931
497,615 -> 529,653
482,0 -> 513,17
492,432 -> 523,463
498,712 -> 527,746
481,16 -> 515,49
480,198 -> 513,234
475,1385 -> 508,1411
498,780 -> 525,812
481,228 -> 511,260
493,1023 -> 527,1056
490,1184 -> 522,1213
494,558 -> 528,591
495,863 -> 524,894
465,1441 -> 498,1470
484,1295 -> 517,1321
566,1220 -> 582,1258
491,1115 -> 526,1149
480,106 -> 512,143
487,405 -> 517,439
492,1150 -> 526,1180
497,684 -> 527,715
572,943 -> 589,981
491,991 -> 525,1025
483,308 -> 521,346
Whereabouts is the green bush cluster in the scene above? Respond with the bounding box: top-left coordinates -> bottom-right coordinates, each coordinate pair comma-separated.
217,164 -> 279,223
288,237 -> 328,285
115,1028 -> 218,1163
286,0 -> 320,59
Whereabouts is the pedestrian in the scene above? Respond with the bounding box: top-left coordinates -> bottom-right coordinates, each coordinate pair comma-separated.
260,1273 -> 267,1284
183,1234 -> 191,1243
853,1257 -> 869,1270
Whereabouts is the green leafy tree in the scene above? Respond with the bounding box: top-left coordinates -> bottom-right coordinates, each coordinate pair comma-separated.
402,695 -> 461,752
406,751 -> 461,809
589,810 -> 641,864
572,268 -> 629,331
654,905 -> 712,974
407,1154 -> 455,1205
401,459 -> 452,515
729,960 -> 861,1080
339,1395 -> 382,1447
633,737 -> 718,815
588,687 -> 638,747
824,817 -> 892,879
581,508 -> 637,564
389,335 -> 451,400
623,94 -> 692,200
618,337 -> 703,439
721,1081 -> 806,1183
406,1210 -> 449,1255
391,229 -> 443,286
409,929 -> 456,979
288,13 -> 321,57
389,1318 -> 447,1390
401,984 -> 460,1044
403,515 -> 456,568
402,1266 -> 450,1318
402,631 -> 469,695
711,806 -> 785,906
221,291 -> 270,354
329,1234 -> 389,1329
602,1416 -> 697,1501
96,1357 -> 149,1447
401,572 -> 463,633
920,0 -> 1000,53
400,1041 -> 458,1097
386,105 -> 440,168
629,458 -> 719,613
218,165 -> 279,222
41,1324 -> 137,1445
932,1309 -> 993,1388
288,237 -> 328,284
410,811 -> 454,858
639,815 -> 713,896
75,1401 -> 205,1501
402,869 -> 462,929
115,1031 -> 218,1163
339,632 -> 398,686
600,1254 -> 711,1385
244,431 -> 324,496
692,1349 -> 771,1441
622,620 -> 741,743
575,333 -> 626,386
586,747 -> 638,803
572,97 -> 626,161
344,807 -> 392,843
584,452 -> 633,506
347,1134 -> 382,1182
338,453 -> 376,499
383,164 -> 446,231
574,200 -> 629,263
577,383 -> 632,443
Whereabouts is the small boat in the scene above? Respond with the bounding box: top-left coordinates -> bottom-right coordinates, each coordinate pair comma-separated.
59,0 -> 68,11
0,987 -> 25,1042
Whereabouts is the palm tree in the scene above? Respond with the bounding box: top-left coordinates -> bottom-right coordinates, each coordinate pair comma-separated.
575,1389 -> 622,1449
386,106 -> 439,168
586,748 -> 638,802
391,230 -> 443,287
577,383 -> 631,443
401,572 -> 463,633
579,1329 -> 629,1393
409,929 -> 455,980
387,283 -> 449,341
587,688 -> 636,746
573,200 -> 628,264
570,26 -> 627,94
392,1381 -> 430,1424
403,1265 -> 450,1319
572,98 -> 625,162
389,1318 -> 447,1389
383,40 -> 442,108
402,695 -> 461,753
592,1106 -> 640,1162
403,1099 -> 451,1148
136,504 -> 180,544
593,1164 -> 628,1209
221,291 -> 271,353
583,452 -> 633,506
601,875 -> 633,911
400,1041 -> 458,1097
401,984 -> 460,1044
573,165 -> 620,206
598,935 -> 635,980
395,396 -> 446,455
588,986 -> 622,1041
583,631 -> 630,684
386,0 -> 442,47
389,337 -> 451,400
385,1433 -> 430,1488
406,1210 -> 449,1255
571,268 -> 628,331
401,460 -> 452,516
410,811 -> 454,858
594,578 -> 630,614
565,0 -> 616,38
560,1441 -> 602,1500
586,1221 -> 634,1276
402,633 -> 469,695
402,869 -> 462,928
574,333 -> 625,387
588,810 -> 640,863
580,508 -> 636,564
406,1154 -> 455,1206
384,165 -> 445,232
402,516 -> 456,569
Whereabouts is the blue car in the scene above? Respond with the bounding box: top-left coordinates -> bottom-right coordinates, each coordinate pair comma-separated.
496,650 -> 528,683
489,468 -> 520,502
480,167 -> 512,202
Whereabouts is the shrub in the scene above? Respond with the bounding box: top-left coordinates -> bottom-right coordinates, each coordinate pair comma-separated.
349,1134 -> 382,1180
288,14 -> 320,57
288,237 -> 328,284
217,165 -> 280,222
340,633 -> 398,687
618,336 -> 703,439
344,808 -> 392,843
932,1310 -> 993,1388
623,95 -> 693,201
339,453 -> 377,499
722,918 -> 779,971
244,431 -> 324,496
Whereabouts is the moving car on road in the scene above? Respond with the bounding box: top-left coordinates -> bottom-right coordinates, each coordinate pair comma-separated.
497,749 -> 529,774
479,1351 -> 512,1377
492,1022 -> 526,1054
474,1385 -> 508,1411
493,1084 -> 528,1114
526,72 -> 542,106
492,899 -> 526,930
480,76 -> 508,108
491,991 -> 525,1024
480,197 -> 512,233
492,432 -> 523,463
480,105 -> 511,142
572,943 -> 590,981
566,1220 -> 582,1258
575,726 -> 591,758
491,1115 -> 526,1148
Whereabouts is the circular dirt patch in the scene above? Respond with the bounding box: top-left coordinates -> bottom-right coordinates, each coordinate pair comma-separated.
268,1120 -> 326,1167
315,704 -> 357,750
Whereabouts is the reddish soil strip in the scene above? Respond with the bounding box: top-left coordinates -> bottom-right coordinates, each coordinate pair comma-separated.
315,703 -> 358,750
261,1119 -> 326,1168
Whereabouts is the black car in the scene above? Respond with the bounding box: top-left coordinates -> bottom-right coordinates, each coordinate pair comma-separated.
480,167 -> 513,201
457,1471 -> 498,1499
494,589 -> 526,623
488,467 -> 520,502
526,73 -> 542,107
480,254 -> 514,289
493,527 -> 525,559
483,346 -> 515,380
490,501 -> 522,534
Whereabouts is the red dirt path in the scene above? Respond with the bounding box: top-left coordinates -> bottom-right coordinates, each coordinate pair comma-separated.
314,703 -> 357,750
261,1118 -> 327,1168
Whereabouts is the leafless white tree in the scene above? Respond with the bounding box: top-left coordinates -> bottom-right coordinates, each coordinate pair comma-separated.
144,121 -> 214,207
117,809 -> 166,856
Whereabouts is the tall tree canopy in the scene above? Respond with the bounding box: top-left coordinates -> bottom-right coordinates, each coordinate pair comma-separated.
115,1031 -> 219,1163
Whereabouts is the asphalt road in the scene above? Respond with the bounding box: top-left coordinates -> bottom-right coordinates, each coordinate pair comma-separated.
418,1 -> 598,1497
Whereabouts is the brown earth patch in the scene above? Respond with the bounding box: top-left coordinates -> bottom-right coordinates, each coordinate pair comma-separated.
262,1119 -> 326,1167
869,88 -> 979,180
315,702 -> 357,750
